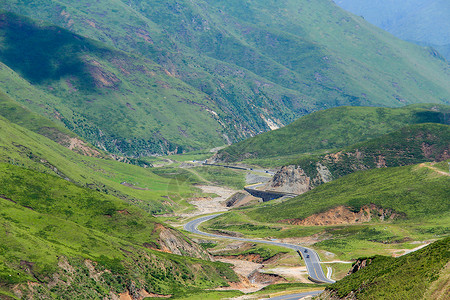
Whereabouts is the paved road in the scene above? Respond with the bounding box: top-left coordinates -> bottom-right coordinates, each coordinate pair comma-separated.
268,290 -> 324,300
184,214 -> 334,284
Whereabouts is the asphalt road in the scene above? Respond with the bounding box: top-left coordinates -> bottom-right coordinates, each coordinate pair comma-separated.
268,290 -> 324,300
184,214 -> 334,284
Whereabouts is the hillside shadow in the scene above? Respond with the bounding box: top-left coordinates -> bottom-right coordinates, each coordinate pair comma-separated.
0,12 -> 99,88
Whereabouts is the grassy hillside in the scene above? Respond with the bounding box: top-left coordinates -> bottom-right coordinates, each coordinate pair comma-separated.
0,11 -> 225,156
0,89 -> 105,157
318,237 -> 450,300
247,162 -> 450,223
1,1 -> 450,155
0,163 -> 238,299
217,104 -> 450,162
269,123 -> 450,190
0,109 -> 204,214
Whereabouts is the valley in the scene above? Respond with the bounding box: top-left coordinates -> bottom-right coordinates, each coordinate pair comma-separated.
0,1 -> 449,299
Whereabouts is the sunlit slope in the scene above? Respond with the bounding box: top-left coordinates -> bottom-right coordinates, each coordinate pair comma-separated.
217,104 -> 450,162
280,123 -> 450,185
1,1 -> 450,151
317,237 -> 450,300
244,161 -> 450,223
0,111 -> 199,214
0,163 -> 237,299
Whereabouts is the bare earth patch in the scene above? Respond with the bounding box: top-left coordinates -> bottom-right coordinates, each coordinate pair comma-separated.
181,185 -> 237,218
389,241 -> 432,257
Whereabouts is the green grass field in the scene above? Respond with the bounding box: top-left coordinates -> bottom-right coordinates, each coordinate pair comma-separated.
0,110 -> 207,214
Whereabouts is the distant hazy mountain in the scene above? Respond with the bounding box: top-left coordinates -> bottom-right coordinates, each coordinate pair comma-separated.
1,1 -> 450,155
335,0 -> 450,60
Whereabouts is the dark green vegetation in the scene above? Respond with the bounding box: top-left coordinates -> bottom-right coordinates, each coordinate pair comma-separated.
0,11 -> 224,156
285,123 -> 450,186
319,237 -> 450,300
217,104 -> 450,162
0,163 -> 238,299
1,0 -> 450,155
336,0 -> 450,60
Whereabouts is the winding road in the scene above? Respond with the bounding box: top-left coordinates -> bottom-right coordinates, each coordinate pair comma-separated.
268,290 -> 324,300
184,214 -> 335,284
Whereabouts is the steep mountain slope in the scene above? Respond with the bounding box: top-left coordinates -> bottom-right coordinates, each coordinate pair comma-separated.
265,123 -> 450,194
317,237 -> 450,300
0,11 -> 225,156
335,0 -> 450,60
216,104 -> 450,162
1,1 -> 450,155
0,163 -> 237,299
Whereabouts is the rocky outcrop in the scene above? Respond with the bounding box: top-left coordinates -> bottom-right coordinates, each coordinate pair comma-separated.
347,258 -> 373,275
279,204 -> 403,226
263,163 -> 332,194
154,224 -> 212,260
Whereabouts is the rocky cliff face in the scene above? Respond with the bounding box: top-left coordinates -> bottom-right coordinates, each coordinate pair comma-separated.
263,163 -> 332,194
153,224 -> 212,261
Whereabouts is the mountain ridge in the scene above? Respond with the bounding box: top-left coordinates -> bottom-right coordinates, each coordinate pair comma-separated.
216,104 -> 450,163
1,1 -> 450,155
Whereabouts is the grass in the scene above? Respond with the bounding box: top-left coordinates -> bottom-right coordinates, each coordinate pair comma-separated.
201,161 -> 449,260
217,104 -> 450,162
192,166 -> 247,190
321,237 -> 450,300
158,290 -> 244,300
0,11 -> 225,156
0,113 -> 206,214
0,163 -> 239,298
247,163 -> 450,222
277,123 -> 450,188
1,1 -> 450,156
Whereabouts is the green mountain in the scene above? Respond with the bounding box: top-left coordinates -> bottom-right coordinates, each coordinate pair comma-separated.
0,89 -> 205,215
1,1 -> 450,155
0,96 -> 238,298
264,123 -> 450,194
0,11 -> 225,156
317,237 -> 450,300
335,0 -> 450,60
203,160 -> 449,261
0,163 -> 237,299
216,104 -> 450,163
247,161 -> 450,223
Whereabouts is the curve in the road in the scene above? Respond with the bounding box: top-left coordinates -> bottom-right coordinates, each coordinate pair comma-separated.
268,290 -> 324,300
184,214 -> 335,284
